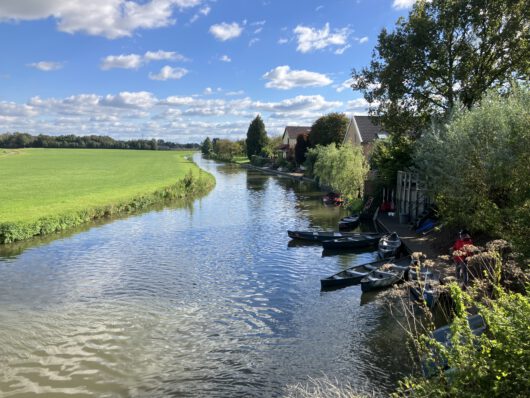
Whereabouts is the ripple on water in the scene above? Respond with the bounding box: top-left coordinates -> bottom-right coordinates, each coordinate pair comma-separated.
0,156 -> 413,397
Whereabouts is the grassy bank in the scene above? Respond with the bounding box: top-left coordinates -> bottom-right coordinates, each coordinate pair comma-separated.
0,148 -> 215,243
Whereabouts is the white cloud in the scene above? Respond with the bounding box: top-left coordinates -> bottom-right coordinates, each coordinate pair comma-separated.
209,22 -> 243,41
27,61 -> 63,71
148,66 -> 188,80
248,38 -> 259,47
359,36 -> 369,44
392,0 -> 417,9
334,45 -> 350,55
189,5 -> 210,23
220,55 -> 231,62
0,0 -> 204,39
101,50 -> 187,70
100,91 -> 158,109
293,23 -> 350,53
263,65 -> 332,90
336,78 -> 354,93
346,98 -> 370,114
101,54 -> 143,70
278,38 -> 288,45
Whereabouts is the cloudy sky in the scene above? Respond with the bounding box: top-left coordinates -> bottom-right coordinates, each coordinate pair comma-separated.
0,0 -> 415,143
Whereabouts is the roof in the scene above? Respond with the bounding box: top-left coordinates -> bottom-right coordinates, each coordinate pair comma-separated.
283,126 -> 311,139
354,116 -> 387,143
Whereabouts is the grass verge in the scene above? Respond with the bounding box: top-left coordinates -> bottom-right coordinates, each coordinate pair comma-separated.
0,149 -> 215,243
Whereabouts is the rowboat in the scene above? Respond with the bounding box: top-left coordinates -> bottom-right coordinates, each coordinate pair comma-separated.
409,277 -> 439,309
360,257 -> 410,292
378,232 -> 402,258
338,214 -> 360,230
287,230 -> 381,243
321,234 -> 381,250
320,257 -> 394,290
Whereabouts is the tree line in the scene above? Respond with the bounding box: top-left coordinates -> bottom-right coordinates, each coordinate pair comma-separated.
0,132 -> 199,150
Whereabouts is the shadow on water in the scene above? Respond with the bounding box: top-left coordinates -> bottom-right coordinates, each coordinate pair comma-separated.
0,196 -> 197,260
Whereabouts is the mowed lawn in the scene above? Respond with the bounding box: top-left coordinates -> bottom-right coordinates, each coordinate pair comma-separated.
0,148 -> 200,223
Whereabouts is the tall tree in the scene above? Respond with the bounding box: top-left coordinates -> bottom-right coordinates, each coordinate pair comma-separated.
245,115 -> 268,159
309,113 -> 349,147
294,133 -> 309,165
352,0 -> 530,136
201,137 -> 213,156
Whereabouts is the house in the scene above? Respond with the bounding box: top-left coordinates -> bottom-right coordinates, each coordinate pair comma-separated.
343,115 -> 388,157
280,126 -> 311,158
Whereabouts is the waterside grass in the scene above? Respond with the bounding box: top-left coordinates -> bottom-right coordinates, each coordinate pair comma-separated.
0,148 -> 215,243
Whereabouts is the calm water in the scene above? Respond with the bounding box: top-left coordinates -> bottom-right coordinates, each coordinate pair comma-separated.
0,156 -> 413,397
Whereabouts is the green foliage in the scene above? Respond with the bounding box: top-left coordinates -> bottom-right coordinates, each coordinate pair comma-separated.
352,0 -> 530,136
309,113 -> 349,147
370,134 -> 414,186
210,138 -> 244,161
261,135 -> 282,159
414,85 -> 530,255
294,134 -> 309,165
309,143 -> 368,200
0,149 -> 215,243
246,115 -> 269,159
201,137 -> 213,156
395,281 -> 530,397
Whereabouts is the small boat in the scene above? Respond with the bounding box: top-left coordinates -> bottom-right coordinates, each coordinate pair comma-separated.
360,257 -> 410,292
422,314 -> 486,377
409,267 -> 434,281
409,278 -> 439,309
338,214 -> 360,230
321,234 -> 381,250
287,230 -> 380,243
320,257 -> 394,290
322,192 -> 343,206
378,232 -> 402,258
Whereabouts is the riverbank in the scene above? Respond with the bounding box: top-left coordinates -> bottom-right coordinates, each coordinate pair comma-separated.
241,163 -> 316,183
0,149 -> 215,243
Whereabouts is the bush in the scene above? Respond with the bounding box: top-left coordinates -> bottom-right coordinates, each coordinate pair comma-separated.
414,84 -> 530,255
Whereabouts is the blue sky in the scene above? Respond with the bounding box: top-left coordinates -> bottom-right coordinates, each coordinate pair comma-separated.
0,0 -> 415,142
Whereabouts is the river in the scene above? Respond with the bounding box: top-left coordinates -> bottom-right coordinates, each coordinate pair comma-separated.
0,155 -> 413,397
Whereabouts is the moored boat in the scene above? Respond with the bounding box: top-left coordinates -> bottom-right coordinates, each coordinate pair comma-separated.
320,257 -> 394,290
338,214 -> 360,230
409,277 -> 440,309
287,230 -> 381,243
360,257 -> 410,292
321,234 -> 381,250
378,232 -> 402,258
322,192 -> 343,206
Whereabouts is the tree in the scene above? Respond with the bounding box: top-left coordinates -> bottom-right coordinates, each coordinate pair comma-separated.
261,135 -> 282,159
294,133 -> 309,165
245,115 -> 268,159
414,84 -> 530,255
309,143 -> 368,200
201,137 -> 213,156
352,0 -> 530,136
309,113 -> 349,147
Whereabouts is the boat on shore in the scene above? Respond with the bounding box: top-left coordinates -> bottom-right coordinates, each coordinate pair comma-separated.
338,214 -> 360,230
321,234 -> 381,251
320,257 -> 395,290
360,257 -> 410,292
409,277 -> 440,308
378,232 -> 402,258
287,230 -> 381,243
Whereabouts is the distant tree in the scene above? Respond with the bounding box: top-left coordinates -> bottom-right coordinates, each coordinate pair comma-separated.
261,135 -> 282,159
294,133 -> 309,165
309,113 -> 349,147
245,115 -> 268,159
352,0 -> 530,137
201,137 -> 213,156
309,143 -> 368,200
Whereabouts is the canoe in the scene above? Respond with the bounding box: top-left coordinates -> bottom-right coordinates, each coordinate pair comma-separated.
338,214 -> 360,230
321,234 -> 381,250
422,314 -> 486,377
360,257 -> 410,292
287,230 -> 381,243
378,232 -> 402,258
320,257 -> 395,290
409,278 -> 439,309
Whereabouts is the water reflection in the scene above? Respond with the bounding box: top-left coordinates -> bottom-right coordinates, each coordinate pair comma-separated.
0,155 -> 413,397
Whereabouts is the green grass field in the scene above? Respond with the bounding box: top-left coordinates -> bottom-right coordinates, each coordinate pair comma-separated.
0,148 -> 214,242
